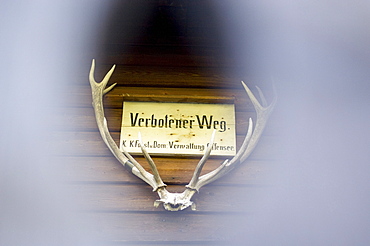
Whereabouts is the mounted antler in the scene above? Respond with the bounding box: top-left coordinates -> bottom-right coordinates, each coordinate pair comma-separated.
89,59 -> 276,211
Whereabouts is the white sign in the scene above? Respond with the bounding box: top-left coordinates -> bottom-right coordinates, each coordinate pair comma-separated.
119,101 -> 236,156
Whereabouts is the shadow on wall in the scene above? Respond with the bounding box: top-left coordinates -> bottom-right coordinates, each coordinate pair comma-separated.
1,1 -> 369,245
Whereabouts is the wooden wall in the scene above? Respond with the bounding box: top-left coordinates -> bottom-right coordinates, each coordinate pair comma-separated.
53,1 -> 279,244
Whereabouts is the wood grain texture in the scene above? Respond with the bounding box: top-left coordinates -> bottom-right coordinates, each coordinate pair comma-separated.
58,156 -> 273,185
55,3 -> 279,243
71,183 -> 270,212
54,64 -> 278,244
63,84 -> 271,111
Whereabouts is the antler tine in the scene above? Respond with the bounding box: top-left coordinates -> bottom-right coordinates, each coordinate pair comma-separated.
188,118 -> 253,190
238,81 -> 276,162
89,59 -> 163,191
89,59 -> 97,84
186,81 -> 276,191
256,86 -> 268,107
186,130 -> 216,191
89,59 -> 117,93
138,132 -> 166,191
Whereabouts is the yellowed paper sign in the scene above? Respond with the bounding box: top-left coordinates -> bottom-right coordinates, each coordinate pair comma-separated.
120,101 -> 236,156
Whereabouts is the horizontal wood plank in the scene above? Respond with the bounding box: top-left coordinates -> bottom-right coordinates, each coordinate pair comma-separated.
51,131 -> 279,160
71,183 -> 268,213
98,52 -> 235,68
63,84 -> 274,111
90,65 -> 245,88
57,156 -> 273,185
